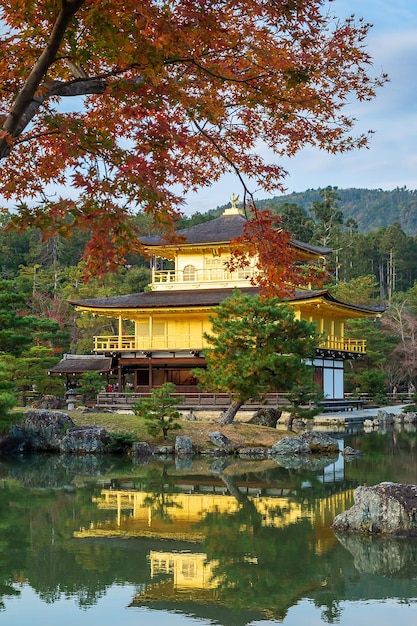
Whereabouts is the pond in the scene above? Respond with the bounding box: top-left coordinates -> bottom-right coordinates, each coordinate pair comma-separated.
0,427 -> 416,626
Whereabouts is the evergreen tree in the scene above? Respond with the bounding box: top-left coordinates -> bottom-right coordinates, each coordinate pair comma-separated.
133,383 -> 183,440
193,290 -> 318,424
277,202 -> 315,242
0,361 -> 17,425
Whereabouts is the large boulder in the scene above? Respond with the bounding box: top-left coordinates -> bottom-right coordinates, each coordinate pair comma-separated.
270,436 -> 311,455
9,410 -> 75,451
31,395 -> 66,410
175,435 -> 193,455
208,431 -> 235,451
331,482 -> 417,536
131,442 -> 155,457
247,408 -> 280,428
60,426 -> 110,454
300,431 -> 339,453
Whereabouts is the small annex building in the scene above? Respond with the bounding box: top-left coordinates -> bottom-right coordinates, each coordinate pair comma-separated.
64,201 -> 380,401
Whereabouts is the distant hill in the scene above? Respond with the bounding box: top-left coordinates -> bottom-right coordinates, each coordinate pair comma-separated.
254,187 -> 417,236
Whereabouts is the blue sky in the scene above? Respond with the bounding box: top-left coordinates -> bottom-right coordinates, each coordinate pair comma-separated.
184,0 -> 417,213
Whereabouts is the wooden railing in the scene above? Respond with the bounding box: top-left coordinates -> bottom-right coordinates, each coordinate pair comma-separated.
96,391 -> 287,410
318,337 -> 366,354
94,335 -> 209,351
94,335 -> 366,353
152,267 -> 258,284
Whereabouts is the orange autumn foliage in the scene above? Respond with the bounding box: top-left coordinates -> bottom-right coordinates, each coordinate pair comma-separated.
226,209 -> 329,297
0,0 -> 387,278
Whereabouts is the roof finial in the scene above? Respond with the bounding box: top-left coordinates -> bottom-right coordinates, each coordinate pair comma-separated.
223,193 -> 244,216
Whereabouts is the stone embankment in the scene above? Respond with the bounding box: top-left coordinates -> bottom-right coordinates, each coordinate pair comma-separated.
0,409 -> 349,458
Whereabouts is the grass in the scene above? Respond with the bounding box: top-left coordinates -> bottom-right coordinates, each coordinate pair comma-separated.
70,410 -> 284,449
6,407 -> 286,450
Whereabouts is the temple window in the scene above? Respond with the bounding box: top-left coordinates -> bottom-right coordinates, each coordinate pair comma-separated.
183,264 -> 196,281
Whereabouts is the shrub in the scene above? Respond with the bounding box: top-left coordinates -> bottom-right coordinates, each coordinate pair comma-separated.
133,383 -> 183,440
106,431 -> 137,454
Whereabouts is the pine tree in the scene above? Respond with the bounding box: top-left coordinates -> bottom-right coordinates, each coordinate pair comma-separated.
133,383 -> 183,440
193,290 -> 318,424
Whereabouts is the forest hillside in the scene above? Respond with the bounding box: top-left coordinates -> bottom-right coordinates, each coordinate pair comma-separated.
252,187 -> 417,236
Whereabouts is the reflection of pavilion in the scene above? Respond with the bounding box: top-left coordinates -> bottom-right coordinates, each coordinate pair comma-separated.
74,486 -> 354,551
74,484 -> 355,612
149,550 -> 217,593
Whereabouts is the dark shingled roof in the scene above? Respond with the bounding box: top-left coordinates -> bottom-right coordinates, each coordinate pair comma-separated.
69,287 -> 383,315
49,355 -> 113,374
141,213 -> 247,246
141,211 -> 331,256
69,287 -> 260,309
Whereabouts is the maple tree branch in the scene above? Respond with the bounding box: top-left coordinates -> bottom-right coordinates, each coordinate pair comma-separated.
192,118 -> 254,213
1,0 -> 85,156
17,78 -> 106,133
183,57 -> 267,88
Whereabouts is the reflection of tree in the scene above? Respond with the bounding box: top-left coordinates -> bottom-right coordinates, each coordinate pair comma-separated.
197,472 -> 342,621
0,478 -> 150,610
140,466 -> 183,523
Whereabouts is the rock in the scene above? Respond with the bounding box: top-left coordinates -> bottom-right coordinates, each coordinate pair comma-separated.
363,419 -> 374,428
31,395 -> 66,410
274,454 -> 336,471
208,431 -> 235,451
239,447 -> 270,458
131,442 -> 154,456
60,426 -> 110,454
155,445 -> 174,455
376,409 -> 394,424
10,410 -> 75,451
247,408 -> 280,428
300,431 -> 339,453
331,482 -> 417,536
342,446 -> 364,457
175,435 -> 193,455
270,436 -> 311,455
404,412 -> 417,423
199,448 -> 228,456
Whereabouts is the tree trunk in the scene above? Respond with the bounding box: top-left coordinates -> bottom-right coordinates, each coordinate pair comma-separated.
218,399 -> 245,425
219,473 -> 248,504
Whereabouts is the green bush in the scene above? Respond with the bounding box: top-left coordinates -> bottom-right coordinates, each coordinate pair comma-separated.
133,383 -> 183,440
106,431 -> 137,454
402,404 -> 417,413
0,410 -> 25,435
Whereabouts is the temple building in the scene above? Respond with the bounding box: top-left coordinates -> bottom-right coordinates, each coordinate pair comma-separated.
58,199 -> 380,402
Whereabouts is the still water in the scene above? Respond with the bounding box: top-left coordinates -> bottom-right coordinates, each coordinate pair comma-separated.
0,428 -> 416,626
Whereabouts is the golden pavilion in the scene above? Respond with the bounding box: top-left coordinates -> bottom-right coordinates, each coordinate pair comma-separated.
60,200 -> 379,402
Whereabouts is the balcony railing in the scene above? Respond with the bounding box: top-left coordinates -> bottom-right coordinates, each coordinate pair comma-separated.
94,334 -> 366,354
94,334 -> 209,352
152,267 -> 258,284
318,337 -> 366,354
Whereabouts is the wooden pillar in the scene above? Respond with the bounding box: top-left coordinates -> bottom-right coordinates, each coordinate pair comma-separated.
149,360 -> 153,389
118,315 -> 123,349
